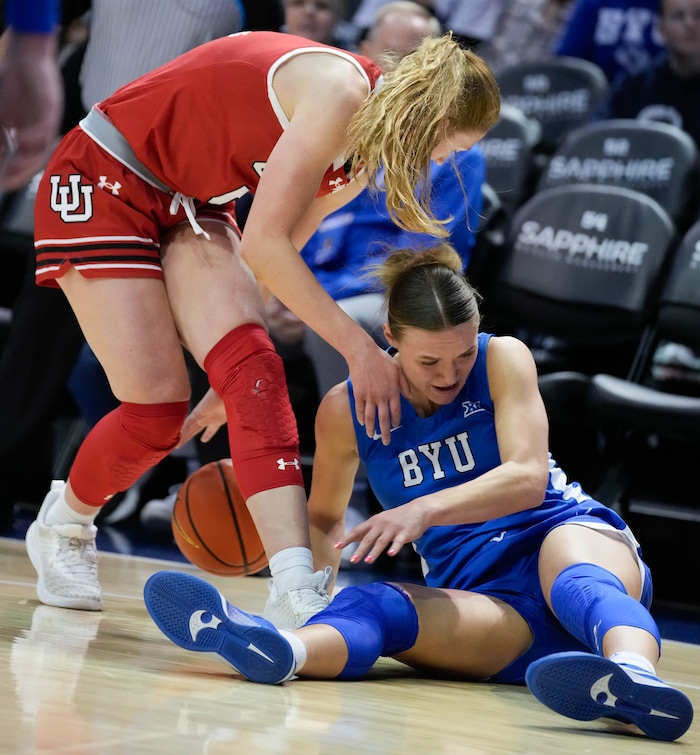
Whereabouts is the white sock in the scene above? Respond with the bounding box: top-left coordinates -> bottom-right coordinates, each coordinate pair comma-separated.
610,651 -> 656,676
269,547 -> 314,593
45,493 -> 96,526
279,629 -> 307,674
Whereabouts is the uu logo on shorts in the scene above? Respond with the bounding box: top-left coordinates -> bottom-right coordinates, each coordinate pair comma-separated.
49,174 -> 94,222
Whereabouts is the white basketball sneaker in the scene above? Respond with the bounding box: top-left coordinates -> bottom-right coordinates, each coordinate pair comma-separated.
25,481 -> 102,611
263,566 -> 333,630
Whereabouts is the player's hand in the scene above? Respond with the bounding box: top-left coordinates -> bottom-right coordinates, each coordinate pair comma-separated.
335,503 -> 428,564
177,388 -> 227,447
347,343 -> 410,444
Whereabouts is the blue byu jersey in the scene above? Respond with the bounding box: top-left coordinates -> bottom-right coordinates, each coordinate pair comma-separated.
349,332 -> 630,591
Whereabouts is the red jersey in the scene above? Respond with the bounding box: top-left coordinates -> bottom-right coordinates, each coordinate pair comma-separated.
99,31 -> 382,204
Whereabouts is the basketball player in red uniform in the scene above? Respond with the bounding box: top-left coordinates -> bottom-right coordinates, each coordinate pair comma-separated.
27,31 -> 500,627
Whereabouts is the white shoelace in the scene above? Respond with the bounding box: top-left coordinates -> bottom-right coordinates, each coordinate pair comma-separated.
54,533 -> 99,582
169,192 -> 211,240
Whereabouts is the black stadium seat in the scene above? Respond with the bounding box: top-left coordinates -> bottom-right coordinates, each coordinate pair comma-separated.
537,119 -> 699,230
480,183 -> 677,486
586,218 -> 700,521
482,183 -> 676,376
496,57 -> 609,155
479,103 -> 541,218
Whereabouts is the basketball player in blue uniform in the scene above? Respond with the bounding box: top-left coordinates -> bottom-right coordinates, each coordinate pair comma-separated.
144,244 -> 694,742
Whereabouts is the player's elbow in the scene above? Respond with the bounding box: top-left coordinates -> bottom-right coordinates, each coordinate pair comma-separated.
515,459 -> 550,511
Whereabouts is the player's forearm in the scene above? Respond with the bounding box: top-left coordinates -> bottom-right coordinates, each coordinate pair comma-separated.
243,236 -> 376,363
419,460 -> 548,526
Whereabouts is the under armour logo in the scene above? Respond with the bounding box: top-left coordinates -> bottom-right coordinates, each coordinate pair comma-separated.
277,457 -> 300,470
49,174 -> 94,221
328,177 -> 344,191
97,176 -> 121,195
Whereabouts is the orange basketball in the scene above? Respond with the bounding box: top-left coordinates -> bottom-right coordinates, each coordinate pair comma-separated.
171,459 -> 268,576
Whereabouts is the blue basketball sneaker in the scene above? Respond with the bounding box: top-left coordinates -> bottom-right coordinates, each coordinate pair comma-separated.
144,571 -> 297,684
525,651 -> 694,741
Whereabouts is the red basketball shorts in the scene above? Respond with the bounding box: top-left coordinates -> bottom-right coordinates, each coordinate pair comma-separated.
34,127 -> 239,288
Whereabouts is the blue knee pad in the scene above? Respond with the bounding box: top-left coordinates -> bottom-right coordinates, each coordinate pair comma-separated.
549,563 -> 661,655
305,582 -> 419,679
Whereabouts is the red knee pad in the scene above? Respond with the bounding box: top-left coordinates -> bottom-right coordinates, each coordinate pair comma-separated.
204,324 -> 303,499
70,400 -> 189,506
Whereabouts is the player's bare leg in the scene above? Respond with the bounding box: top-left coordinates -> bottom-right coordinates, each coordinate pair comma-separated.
27,272 -> 190,610
144,575 -> 530,683
161,221 -> 331,628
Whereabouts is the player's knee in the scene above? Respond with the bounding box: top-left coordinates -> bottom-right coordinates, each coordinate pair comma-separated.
204,324 -> 302,498
70,400 -> 189,505
305,583 -> 419,679
120,400 -> 189,453
550,562 -> 661,654
204,323 -> 297,443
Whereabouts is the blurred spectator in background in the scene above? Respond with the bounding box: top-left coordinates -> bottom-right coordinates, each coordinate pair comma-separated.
352,0 -> 514,50
595,0 -> 700,147
358,0 -> 441,60
351,0 -> 439,36
555,0 -> 665,83
478,0 -> 576,73
432,0 -> 509,48
282,0 -> 348,47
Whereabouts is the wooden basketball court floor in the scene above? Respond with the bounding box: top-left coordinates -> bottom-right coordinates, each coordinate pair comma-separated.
2,537 -> 700,754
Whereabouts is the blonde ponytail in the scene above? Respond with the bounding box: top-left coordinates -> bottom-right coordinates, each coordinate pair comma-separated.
346,34 -> 500,237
